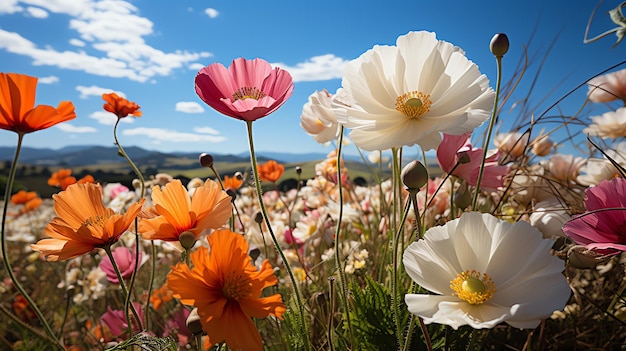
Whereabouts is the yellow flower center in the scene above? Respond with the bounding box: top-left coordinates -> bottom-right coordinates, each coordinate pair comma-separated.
395,91 -> 432,119
222,272 -> 253,300
450,270 -> 496,305
232,87 -> 267,101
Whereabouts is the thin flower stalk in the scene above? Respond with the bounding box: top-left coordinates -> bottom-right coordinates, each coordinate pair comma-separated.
245,120 -> 310,351
332,126 -> 355,348
0,134 -> 64,350
103,245 -> 143,335
112,117 -> 149,332
473,50 -> 504,210
403,192 -> 432,351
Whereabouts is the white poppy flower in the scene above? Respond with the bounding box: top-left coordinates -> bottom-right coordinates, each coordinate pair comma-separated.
403,212 -> 570,330
587,68 -> 626,102
584,107 -> 626,139
334,31 -> 495,151
300,89 -> 342,144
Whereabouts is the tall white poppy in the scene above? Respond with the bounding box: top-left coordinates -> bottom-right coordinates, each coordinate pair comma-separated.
334,31 -> 495,151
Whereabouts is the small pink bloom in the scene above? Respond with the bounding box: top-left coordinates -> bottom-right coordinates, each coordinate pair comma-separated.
437,133 -> 509,191
100,302 -> 144,338
163,307 -> 192,347
99,246 -> 143,283
563,177 -> 626,252
195,57 -> 294,121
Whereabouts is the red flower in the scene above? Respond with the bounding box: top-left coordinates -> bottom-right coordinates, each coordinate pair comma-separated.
102,93 -> 142,118
0,73 -> 75,134
257,160 -> 284,183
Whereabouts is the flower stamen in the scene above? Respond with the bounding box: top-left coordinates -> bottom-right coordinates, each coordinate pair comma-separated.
450,270 -> 496,305
395,91 -> 432,119
232,87 -> 266,101
222,272 -> 253,300
83,214 -> 110,228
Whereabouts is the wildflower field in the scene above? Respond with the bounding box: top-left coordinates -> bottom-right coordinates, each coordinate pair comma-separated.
4,4 -> 626,351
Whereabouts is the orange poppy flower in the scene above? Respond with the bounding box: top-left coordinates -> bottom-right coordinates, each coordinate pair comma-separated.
139,179 -> 231,242
0,73 -> 76,134
22,197 -> 42,213
10,190 -> 37,205
48,169 -> 95,190
257,160 -> 284,183
167,229 -> 286,351
102,92 -> 142,118
222,174 -> 243,191
30,183 -> 144,261
48,168 -> 73,187
77,174 -> 95,185
12,294 -> 36,322
149,283 -> 174,310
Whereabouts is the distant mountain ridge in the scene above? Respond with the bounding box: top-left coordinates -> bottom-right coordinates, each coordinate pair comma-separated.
0,145 -> 344,167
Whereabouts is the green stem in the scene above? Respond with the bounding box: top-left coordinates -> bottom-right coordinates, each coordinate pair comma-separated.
245,120 -> 310,351
393,195 -> 412,350
327,276 -> 336,351
608,278 -> 626,312
1,133 -> 65,350
472,55 -> 503,211
103,245 -> 143,335
331,126 -> 355,348
112,118 -> 147,332
145,241 -> 157,330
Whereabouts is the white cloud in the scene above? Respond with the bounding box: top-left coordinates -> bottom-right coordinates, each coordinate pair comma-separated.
194,126 -> 220,135
0,0 -> 22,14
0,1 -> 212,83
188,62 -> 205,70
76,85 -> 125,99
204,8 -> 218,18
25,6 -> 48,18
274,54 -> 348,82
176,101 -> 204,114
38,75 -> 59,84
69,38 -> 85,47
56,123 -> 97,133
89,111 -> 134,125
122,127 -> 227,143
17,0 -> 91,16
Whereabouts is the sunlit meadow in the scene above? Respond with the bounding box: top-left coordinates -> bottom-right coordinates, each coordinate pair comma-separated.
3,4 -> 626,351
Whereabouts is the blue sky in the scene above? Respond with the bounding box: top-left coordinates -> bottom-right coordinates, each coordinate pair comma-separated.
1,0 -> 625,158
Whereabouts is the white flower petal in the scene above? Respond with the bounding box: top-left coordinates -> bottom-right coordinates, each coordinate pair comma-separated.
338,30 -> 494,151
403,212 -> 571,330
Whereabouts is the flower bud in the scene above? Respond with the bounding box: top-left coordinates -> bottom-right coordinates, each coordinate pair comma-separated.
186,308 -> 204,335
490,33 -> 509,57
567,245 -> 613,269
457,151 -> 471,165
254,212 -> 264,224
178,231 -> 197,251
199,153 -> 214,168
296,166 -> 302,175
453,182 -> 472,209
531,136 -> 554,157
401,160 -> 429,190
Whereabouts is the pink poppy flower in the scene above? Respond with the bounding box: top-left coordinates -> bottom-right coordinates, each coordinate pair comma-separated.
195,57 -> 294,121
436,133 -> 509,191
99,246 -> 144,283
100,302 -> 144,339
562,177 -> 626,252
